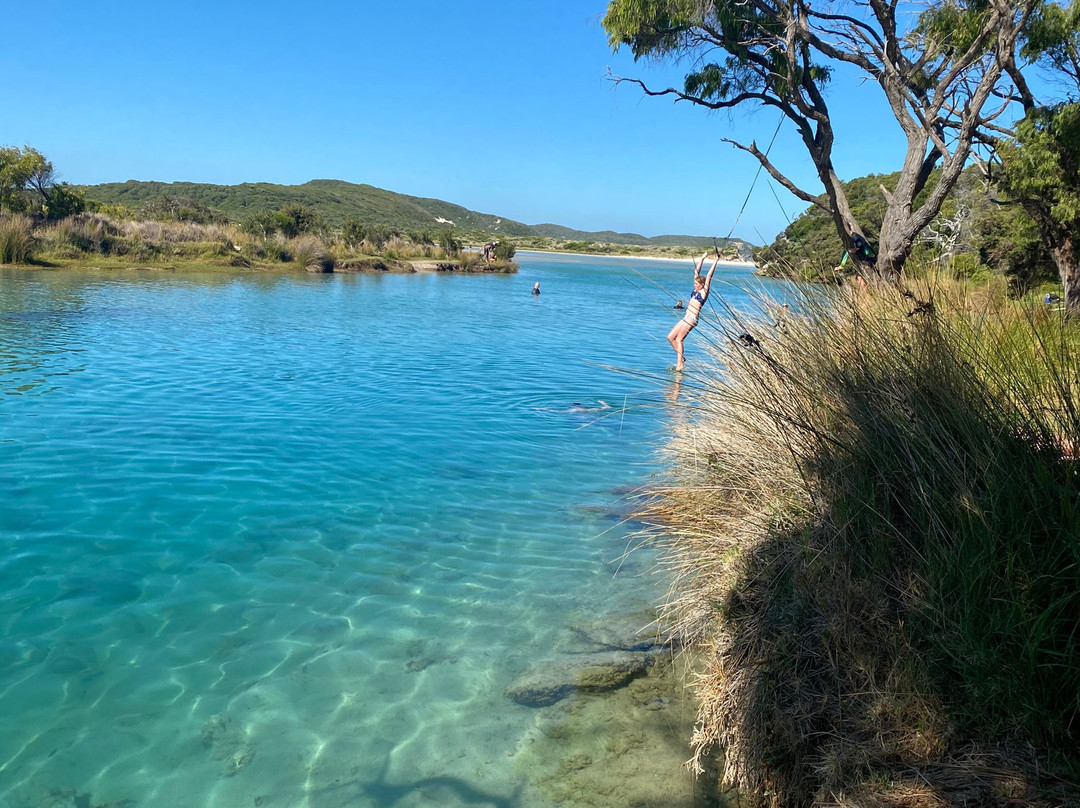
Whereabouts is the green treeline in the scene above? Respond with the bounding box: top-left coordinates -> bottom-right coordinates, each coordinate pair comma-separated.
759,165 -> 1064,297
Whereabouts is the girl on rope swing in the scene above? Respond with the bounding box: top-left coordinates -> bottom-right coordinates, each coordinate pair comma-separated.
667,251 -> 721,371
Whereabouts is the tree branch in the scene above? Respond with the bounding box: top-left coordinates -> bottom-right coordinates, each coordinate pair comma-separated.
721,137 -> 830,211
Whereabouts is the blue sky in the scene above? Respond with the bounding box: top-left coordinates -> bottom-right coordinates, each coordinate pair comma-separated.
2,1 -> 911,244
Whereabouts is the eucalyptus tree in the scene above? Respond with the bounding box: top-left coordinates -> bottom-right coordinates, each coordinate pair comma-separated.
603,0 -> 1036,280
992,0 -> 1080,312
1,145 -> 53,213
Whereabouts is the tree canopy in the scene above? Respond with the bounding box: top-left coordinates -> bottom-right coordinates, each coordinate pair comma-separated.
0,145 -> 84,220
604,0 -> 1034,281
988,0 -> 1080,312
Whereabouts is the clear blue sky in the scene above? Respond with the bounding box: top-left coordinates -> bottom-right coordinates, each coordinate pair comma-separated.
2,1 -> 910,245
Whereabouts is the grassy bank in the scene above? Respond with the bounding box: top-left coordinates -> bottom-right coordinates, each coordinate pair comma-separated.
648,280 -> 1080,807
0,212 -> 517,274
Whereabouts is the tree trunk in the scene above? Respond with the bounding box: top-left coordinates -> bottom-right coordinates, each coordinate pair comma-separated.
1052,233 -> 1080,317
1024,201 -> 1080,317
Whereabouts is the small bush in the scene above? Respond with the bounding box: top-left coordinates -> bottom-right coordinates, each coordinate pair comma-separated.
291,235 -> 333,272
439,229 -> 461,257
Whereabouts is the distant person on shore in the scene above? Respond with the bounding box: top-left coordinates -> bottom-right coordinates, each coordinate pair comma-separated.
532,282 -> 541,295
667,251 -> 721,371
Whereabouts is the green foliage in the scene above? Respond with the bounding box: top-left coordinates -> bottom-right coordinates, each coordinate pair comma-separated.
404,228 -> 434,246
342,218 -> 367,248
762,165 -> 1060,294
1022,0 -> 1080,86
438,229 -> 461,257
83,199 -> 135,219
139,194 -> 228,225
0,145 -> 54,214
493,240 -> 516,260
276,202 -> 321,238
914,0 -> 995,61
605,0 -> 831,104
241,210 -> 278,239
759,172 -> 894,273
996,103 -> 1080,235
970,199 -> 1056,294
43,183 -> 85,220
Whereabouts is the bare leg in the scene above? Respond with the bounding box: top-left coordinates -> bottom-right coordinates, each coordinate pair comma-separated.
667,321 -> 692,370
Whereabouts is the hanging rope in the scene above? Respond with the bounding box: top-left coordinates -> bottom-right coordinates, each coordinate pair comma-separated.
722,112 -> 785,242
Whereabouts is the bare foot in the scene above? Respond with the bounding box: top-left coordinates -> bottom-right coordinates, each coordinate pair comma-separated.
674,363 -> 684,372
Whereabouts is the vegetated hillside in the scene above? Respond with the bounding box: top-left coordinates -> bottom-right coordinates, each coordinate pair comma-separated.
759,165 -> 1058,291
80,179 -> 534,235
79,179 -> 747,252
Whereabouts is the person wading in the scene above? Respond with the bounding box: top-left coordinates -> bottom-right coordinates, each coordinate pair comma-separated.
667,251 -> 721,371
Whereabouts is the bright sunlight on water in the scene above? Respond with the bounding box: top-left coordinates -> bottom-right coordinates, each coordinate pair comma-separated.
0,253 -> 784,808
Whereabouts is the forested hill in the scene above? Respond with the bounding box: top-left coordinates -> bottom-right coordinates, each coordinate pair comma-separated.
80,179 -> 535,235
79,178 -> 748,252
757,165 -> 1057,291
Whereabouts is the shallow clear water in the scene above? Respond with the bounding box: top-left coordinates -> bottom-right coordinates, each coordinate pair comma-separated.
0,254 -> 774,808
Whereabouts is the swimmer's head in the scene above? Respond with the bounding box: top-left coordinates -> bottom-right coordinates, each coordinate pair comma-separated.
694,277 -> 706,289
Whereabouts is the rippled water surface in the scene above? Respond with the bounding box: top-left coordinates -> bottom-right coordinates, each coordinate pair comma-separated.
0,254 -> 774,808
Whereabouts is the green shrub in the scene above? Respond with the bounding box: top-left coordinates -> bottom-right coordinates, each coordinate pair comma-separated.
494,240 -> 516,260
43,183 -> 86,220
439,229 -> 460,257
138,195 -> 227,225
342,218 -> 367,248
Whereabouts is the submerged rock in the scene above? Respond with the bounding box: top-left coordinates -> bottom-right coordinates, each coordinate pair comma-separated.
505,651 -> 654,707
567,613 -> 674,652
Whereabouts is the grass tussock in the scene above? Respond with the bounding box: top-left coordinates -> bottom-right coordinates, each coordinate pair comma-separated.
0,214 -> 35,264
290,235 -> 333,272
648,279 -> 1080,807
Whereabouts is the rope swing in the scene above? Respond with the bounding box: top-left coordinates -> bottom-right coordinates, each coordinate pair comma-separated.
721,112 -> 786,243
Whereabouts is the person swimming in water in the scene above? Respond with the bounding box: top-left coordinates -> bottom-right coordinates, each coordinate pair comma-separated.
532,282 -> 541,295
667,251 -> 721,371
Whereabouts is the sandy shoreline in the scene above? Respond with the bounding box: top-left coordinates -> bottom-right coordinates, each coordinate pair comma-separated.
516,248 -> 757,268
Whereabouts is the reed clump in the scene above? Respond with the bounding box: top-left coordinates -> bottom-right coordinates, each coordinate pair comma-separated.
649,280 -> 1080,807
291,235 -> 333,272
0,214 -> 35,264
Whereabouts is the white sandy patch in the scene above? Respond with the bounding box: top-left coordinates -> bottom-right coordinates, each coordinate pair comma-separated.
516,249 -> 756,267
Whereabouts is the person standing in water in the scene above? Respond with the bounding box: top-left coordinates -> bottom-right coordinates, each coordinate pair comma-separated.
667,251 -> 721,371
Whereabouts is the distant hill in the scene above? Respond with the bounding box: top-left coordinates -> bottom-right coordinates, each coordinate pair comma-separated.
79,179 -> 751,253
529,223 -> 738,250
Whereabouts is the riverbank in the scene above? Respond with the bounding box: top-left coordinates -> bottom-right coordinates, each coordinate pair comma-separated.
0,212 -> 517,275
651,279 -> 1080,806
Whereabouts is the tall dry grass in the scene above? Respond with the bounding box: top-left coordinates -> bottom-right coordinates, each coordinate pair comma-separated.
648,279 -> 1080,807
0,215 -> 34,264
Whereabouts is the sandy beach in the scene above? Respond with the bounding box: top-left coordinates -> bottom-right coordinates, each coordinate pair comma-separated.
516,248 -> 757,268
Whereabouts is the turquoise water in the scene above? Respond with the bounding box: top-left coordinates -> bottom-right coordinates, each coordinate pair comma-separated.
0,254 -> 770,808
